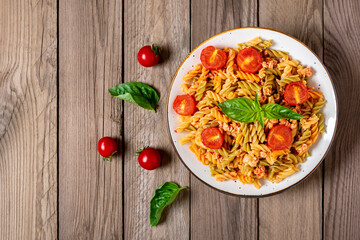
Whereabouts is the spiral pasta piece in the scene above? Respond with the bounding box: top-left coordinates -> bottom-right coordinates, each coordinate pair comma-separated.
211,107 -> 230,123
182,64 -> 202,82
237,81 -> 262,92
249,124 -> 259,144
226,48 -> 237,79
221,150 -> 240,169
237,37 -> 272,52
214,147 -> 229,158
308,90 -> 323,100
286,153 -> 305,163
240,123 -> 250,144
215,171 -> 238,181
213,75 -> 222,93
236,70 -> 260,82
199,114 -> 215,126
317,113 -> 325,134
300,114 -> 319,130
277,59 -> 299,69
293,129 -> 311,148
308,121 -> 319,145
194,80 -> 207,101
252,40 -> 272,52
238,175 -> 255,184
179,131 -> 196,145
255,121 -> 266,143
263,74 -> 275,96
277,75 -> 301,87
175,119 -> 191,133
246,36 -> 263,46
312,98 -> 326,115
265,49 -> 289,58
273,166 -> 297,183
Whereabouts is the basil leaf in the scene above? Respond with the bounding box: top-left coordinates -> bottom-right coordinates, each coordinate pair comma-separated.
150,182 -> 187,227
257,111 -> 265,128
262,103 -> 303,120
218,98 -> 258,123
254,92 -> 261,111
109,82 -> 159,112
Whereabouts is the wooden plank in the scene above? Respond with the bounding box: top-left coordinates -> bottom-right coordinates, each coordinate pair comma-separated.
323,0 -> 360,239
258,0 -> 323,239
123,1 -> 190,239
59,0 -> 123,238
0,0 -> 57,239
190,1 -> 258,240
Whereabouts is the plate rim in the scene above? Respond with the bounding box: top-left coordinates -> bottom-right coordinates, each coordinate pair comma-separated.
166,27 -> 338,198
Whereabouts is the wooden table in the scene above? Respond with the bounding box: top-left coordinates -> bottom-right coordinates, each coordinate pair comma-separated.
0,0 -> 359,239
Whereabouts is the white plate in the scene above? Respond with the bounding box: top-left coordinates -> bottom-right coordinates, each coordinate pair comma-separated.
167,27 -> 338,197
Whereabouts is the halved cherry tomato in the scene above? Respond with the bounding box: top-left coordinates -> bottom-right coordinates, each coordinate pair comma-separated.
236,47 -> 263,73
267,125 -> 293,151
284,82 -> 310,105
173,95 -> 196,116
201,127 -> 224,149
200,46 -> 227,70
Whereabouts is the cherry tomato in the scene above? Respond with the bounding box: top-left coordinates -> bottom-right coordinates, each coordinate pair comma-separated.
284,82 -> 310,105
173,95 -> 196,116
200,46 -> 227,70
201,127 -> 224,149
137,44 -> 160,67
97,137 -> 118,161
137,147 -> 161,170
267,125 -> 293,151
236,47 -> 263,73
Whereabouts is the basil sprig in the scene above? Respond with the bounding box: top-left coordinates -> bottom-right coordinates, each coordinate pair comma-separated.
150,182 -> 187,227
109,82 -> 159,112
218,93 -> 303,128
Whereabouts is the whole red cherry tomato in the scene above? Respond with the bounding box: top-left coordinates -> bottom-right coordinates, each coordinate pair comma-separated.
137,147 -> 161,170
97,137 -> 118,161
137,44 -> 160,67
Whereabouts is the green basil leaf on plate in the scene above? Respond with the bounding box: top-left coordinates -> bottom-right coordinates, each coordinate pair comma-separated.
218,97 -> 258,123
150,182 -> 187,227
109,82 -> 159,112
262,103 -> 303,120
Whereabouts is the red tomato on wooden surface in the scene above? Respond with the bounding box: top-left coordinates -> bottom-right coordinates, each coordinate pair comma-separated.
173,95 -> 196,116
200,46 -> 227,70
97,137 -> 118,161
137,147 -> 161,170
137,44 -> 160,67
267,125 -> 293,151
201,127 -> 224,149
236,47 -> 263,73
284,82 -> 310,105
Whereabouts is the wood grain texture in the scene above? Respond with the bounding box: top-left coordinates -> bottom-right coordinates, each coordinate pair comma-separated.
123,1 -> 190,239
323,0 -> 360,239
258,1 -> 323,239
190,1 -> 258,240
0,0 -> 57,239
59,0 -> 123,239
